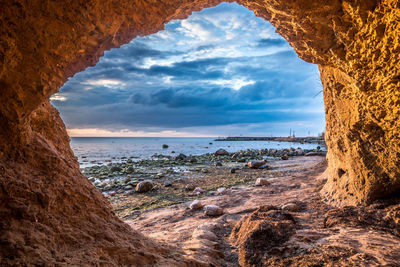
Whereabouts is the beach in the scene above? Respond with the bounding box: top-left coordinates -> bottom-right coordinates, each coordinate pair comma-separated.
75,137 -> 325,215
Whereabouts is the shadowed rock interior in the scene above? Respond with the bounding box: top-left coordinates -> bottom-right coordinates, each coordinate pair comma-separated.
0,0 -> 399,265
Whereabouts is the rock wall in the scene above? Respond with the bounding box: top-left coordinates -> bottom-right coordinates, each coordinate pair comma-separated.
0,0 -> 399,264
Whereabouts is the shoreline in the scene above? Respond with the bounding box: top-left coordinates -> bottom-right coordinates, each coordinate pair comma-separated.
82,147 -> 326,216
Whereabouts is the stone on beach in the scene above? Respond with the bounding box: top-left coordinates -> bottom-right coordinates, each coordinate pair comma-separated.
174,153 -> 187,161
135,180 -> 154,193
281,155 -> 289,160
186,184 -> 195,191
110,166 -> 122,172
217,187 -> 227,195
126,166 -> 134,173
255,178 -> 270,186
164,180 -> 172,187
189,200 -> 203,210
248,160 -> 267,169
281,203 -> 301,212
194,187 -> 206,195
215,149 -> 229,156
204,205 -> 223,216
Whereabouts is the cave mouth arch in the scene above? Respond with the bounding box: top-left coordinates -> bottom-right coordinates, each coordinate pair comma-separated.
1,0 -> 399,265
51,2 -> 325,219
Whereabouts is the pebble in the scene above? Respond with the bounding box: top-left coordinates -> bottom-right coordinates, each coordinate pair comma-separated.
248,160 -> 267,169
190,200 -> 204,210
230,168 -> 236,173
135,180 -> 154,193
126,167 -> 134,173
194,187 -> 206,195
186,184 -> 196,191
281,203 -> 301,212
255,178 -> 270,186
214,162 -> 223,167
175,153 -> 187,161
110,166 -> 122,172
204,205 -> 223,216
164,180 -> 172,187
258,164 -> 269,169
217,187 -> 227,194
124,185 -> 133,190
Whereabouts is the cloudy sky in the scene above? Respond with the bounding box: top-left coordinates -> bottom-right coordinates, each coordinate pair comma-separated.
52,3 -> 325,137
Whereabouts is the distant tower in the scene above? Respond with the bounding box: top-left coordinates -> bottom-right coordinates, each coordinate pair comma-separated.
289,128 -> 292,137
293,130 -> 295,138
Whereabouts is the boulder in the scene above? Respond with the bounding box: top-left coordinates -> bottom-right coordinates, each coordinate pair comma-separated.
193,187 -> 206,195
215,149 -> 229,156
281,203 -> 301,212
185,184 -> 195,191
217,187 -> 226,194
174,153 -> 186,161
135,180 -> 154,193
189,200 -> 203,210
110,166 -> 122,172
281,155 -> 289,160
248,160 -> 267,169
204,205 -> 223,216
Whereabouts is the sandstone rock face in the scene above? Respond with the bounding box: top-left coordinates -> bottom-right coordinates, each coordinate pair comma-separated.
0,0 -> 399,264
230,206 -> 296,266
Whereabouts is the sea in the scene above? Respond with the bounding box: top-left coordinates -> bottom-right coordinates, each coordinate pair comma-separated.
71,137 -> 324,168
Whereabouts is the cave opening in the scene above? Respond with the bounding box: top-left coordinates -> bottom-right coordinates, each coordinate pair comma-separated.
50,2 -> 325,217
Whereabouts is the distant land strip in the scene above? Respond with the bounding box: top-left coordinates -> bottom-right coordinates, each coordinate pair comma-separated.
214,136 -> 325,144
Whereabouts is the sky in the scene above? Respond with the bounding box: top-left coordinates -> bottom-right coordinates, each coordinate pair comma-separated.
52,2 -> 325,137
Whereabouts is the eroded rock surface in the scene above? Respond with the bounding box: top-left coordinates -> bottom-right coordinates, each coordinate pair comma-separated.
230,206 -> 296,266
1,0 -> 399,265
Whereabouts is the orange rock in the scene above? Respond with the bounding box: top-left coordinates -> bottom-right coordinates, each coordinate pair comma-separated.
0,0 -> 399,265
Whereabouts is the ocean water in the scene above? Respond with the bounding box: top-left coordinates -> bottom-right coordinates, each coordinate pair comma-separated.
71,137 -> 323,168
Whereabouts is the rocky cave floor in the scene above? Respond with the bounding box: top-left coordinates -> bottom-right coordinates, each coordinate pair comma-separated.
115,156 -> 400,266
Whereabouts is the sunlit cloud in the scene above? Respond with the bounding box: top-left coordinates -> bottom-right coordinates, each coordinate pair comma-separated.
211,78 -> 256,91
82,79 -> 125,88
67,128 -> 215,137
50,93 -> 67,101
